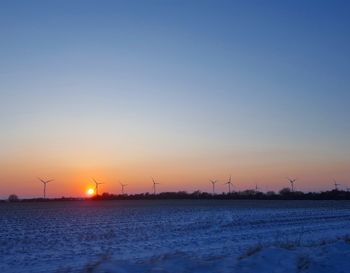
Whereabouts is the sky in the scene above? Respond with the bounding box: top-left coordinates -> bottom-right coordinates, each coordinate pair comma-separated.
0,0 -> 350,198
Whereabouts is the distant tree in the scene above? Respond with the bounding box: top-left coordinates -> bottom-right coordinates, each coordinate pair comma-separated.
240,190 -> 256,196
279,187 -> 291,195
266,191 -> 276,196
293,191 -> 304,196
8,194 -> 19,202
191,190 -> 201,196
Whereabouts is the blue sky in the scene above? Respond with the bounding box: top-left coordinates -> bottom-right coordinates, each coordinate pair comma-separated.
0,0 -> 350,196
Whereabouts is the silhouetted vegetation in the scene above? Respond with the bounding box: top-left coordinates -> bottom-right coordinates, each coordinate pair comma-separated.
88,189 -> 350,201
5,188 -> 350,202
4,188 -> 350,202
8,194 -> 19,202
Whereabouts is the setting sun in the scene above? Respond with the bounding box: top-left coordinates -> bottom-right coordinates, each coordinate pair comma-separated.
86,188 -> 95,196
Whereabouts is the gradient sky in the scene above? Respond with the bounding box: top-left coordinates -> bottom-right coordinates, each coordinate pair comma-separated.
1,0 -> 350,198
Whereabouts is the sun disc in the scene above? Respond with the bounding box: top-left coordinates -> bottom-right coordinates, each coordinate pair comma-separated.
87,188 -> 95,196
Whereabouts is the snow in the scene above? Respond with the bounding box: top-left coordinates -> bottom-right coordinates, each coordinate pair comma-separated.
1,200 -> 350,272
88,239 -> 350,273
236,240 -> 350,273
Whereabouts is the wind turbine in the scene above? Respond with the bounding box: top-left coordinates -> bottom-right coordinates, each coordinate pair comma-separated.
286,177 -> 297,192
92,178 -> 103,196
152,177 -> 159,195
225,176 -> 232,194
333,179 -> 340,191
38,178 -> 54,199
210,179 -> 218,195
120,182 -> 127,195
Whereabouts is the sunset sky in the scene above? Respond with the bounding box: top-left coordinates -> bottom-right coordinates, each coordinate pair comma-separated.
1,1 -> 350,198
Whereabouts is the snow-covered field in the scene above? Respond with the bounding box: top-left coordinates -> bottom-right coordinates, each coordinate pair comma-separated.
1,200 -> 350,273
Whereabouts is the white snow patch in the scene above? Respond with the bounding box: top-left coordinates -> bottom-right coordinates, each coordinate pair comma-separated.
88,239 -> 350,273
236,240 -> 350,273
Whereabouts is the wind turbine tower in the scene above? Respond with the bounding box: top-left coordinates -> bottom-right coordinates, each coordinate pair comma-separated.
210,179 -> 218,195
225,176 -> 232,194
93,178 -> 103,196
334,179 -> 340,191
287,177 -> 297,192
38,178 -> 54,199
152,177 -> 159,195
120,182 -> 127,195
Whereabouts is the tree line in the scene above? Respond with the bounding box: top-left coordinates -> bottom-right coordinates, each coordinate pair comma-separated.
4,187 -> 350,202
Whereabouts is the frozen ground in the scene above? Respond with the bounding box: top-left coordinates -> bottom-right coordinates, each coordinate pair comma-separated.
91,238 -> 350,273
1,200 -> 350,272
